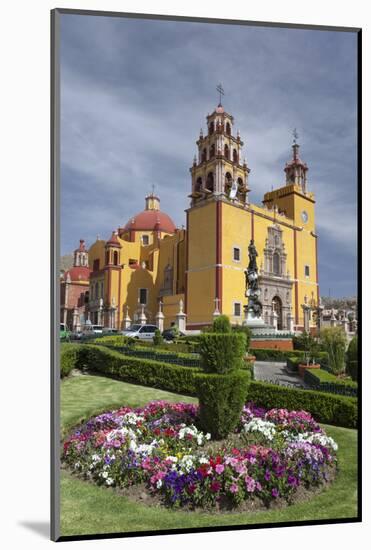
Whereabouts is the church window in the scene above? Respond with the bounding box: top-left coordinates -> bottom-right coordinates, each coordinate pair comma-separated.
209,122 -> 214,135
206,172 -> 214,192
202,148 -> 207,162
305,265 -> 310,277
113,251 -> 119,266
142,235 -> 149,245
139,288 -> 148,305
105,251 -> 110,265
273,252 -> 280,275
233,302 -> 241,317
224,144 -> 229,159
93,259 -> 100,272
224,172 -> 232,194
210,144 -> 215,158
233,149 -> 238,163
226,122 -> 231,135
195,177 -> 202,192
233,247 -> 241,262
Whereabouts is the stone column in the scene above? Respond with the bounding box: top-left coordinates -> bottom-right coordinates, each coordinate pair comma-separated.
156,301 -> 165,332
176,299 -> 187,332
139,305 -> 147,326
302,304 -> 311,333
272,309 -> 278,331
123,306 -> 131,329
72,307 -> 79,331
330,309 -> 337,327
213,297 -> 221,320
287,308 -> 294,333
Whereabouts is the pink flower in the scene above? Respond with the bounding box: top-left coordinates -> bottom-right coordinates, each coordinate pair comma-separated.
229,483 -> 239,494
244,475 -> 256,492
215,464 -> 225,474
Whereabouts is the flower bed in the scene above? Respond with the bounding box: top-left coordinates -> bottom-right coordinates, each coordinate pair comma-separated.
62,401 -> 338,511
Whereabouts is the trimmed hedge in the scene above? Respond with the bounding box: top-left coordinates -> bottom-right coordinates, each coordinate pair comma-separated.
197,370 -> 251,439
304,368 -> 358,397
212,314 -> 232,333
199,332 -> 246,373
248,381 -> 357,428
60,344 -> 80,378
120,346 -> 200,368
60,344 -> 357,428
76,345 -> 200,396
232,325 -> 251,350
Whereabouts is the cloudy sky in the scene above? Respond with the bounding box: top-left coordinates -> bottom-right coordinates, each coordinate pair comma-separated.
60,13 -> 358,298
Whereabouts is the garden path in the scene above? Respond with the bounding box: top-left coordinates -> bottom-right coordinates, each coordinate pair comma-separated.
253,361 -> 305,388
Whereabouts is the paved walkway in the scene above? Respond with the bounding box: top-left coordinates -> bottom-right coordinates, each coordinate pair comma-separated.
253,361 -> 305,388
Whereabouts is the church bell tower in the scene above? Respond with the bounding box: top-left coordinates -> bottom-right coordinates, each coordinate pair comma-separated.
189,85 -> 250,206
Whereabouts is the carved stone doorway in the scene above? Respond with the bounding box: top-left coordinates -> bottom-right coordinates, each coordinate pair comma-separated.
272,295 -> 283,330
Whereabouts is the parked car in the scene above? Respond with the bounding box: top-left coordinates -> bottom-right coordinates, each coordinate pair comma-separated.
162,328 -> 186,342
122,324 -> 158,340
60,323 -> 71,341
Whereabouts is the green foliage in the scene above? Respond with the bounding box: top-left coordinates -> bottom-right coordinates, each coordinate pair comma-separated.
304,368 -> 357,397
196,371 -> 251,439
90,335 -> 132,347
320,327 -> 347,375
121,346 -> 200,368
212,314 -> 232,333
292,331 -> 315,351
76,345 -> 200,395
232,325 -> 251,350
153,329 -> 164,346
248,381 -> 357,428
199,332 -> 246,374
346,336 -> 358,381
60,344 -> 80,378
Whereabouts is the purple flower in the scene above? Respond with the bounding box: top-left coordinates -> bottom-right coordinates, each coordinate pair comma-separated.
271,488 -> 279,498
264,470 -> 271,481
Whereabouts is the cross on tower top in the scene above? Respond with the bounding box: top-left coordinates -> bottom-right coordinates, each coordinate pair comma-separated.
292,128 -> 299,144
216,83 -> 224,105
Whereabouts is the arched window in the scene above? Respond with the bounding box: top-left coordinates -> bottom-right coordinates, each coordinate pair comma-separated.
195,177 -> 202,192
224,172 -> 232,194
210,144 -> 215,158
209,122 -> 214,135
273,252 -> 280,275
233,149 -> 238,163
237,177 -> 243,188
202,148 -> 207,162
105,250 -> 110,265
226,122 -> 231,135
224,144 -> 229,159
113,251 -> 119,266
206,172 -> 214,192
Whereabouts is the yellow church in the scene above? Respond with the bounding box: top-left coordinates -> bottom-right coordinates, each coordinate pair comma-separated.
87,100 -> 319,332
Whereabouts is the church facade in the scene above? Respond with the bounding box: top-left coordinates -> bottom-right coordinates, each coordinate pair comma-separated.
83,101 -> 319,332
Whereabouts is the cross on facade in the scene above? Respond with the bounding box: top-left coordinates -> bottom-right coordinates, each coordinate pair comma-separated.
216,83 -> 224,104
292,128 -> 299,144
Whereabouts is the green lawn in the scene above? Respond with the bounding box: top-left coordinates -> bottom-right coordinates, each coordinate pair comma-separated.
60,374 -> 358,537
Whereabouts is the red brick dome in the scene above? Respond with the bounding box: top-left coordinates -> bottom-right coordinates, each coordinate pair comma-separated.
123,209 -> 176,234
64,266 -> 91,282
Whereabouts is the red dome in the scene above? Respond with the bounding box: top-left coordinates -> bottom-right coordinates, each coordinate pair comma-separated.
123,209 -> 176,234
64,266 -> 91,282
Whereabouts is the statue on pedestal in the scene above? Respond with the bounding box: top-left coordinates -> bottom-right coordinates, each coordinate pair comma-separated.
244,239 -> 263,318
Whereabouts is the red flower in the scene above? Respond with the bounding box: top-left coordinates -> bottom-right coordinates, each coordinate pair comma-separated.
210,481 -> 221,492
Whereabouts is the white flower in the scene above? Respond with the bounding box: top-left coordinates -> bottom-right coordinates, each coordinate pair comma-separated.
106,477 -> 114,486
91,454 -> 101,462
74,462 -> 81,470
166,456 -> 178,463
243,418 -> 276,441
156,479 -> 163,489
101,471 -> 108,479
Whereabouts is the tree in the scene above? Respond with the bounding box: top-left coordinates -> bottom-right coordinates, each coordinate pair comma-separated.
320,327 -> 347,375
